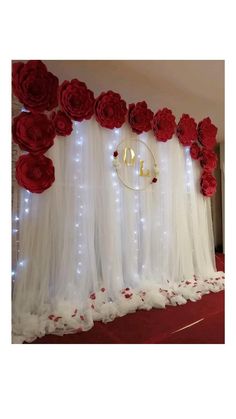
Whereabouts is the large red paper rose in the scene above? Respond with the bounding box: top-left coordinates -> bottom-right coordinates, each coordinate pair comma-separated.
12,60 -> 59,112
190,142 -> 201,160
152,108 -> 176,141
94,90 -> 127,129
198,117 -> 217,149
128,101 -> 153,134
59,79 -> 95,121
15,154 -> 55,193
177,114 -> 197,146
13,112 -> 55,155
200,148 -> 218,172
51,110 -> 73,136
200,171 -> 217,197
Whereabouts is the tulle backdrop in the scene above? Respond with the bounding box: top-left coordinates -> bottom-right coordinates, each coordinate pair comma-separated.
12,118 -> 224,343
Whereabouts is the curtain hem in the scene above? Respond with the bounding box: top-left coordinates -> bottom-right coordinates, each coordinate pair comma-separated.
12,271 -> 224,344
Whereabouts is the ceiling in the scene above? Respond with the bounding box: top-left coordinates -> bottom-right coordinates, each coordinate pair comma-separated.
25,60 -> 226,142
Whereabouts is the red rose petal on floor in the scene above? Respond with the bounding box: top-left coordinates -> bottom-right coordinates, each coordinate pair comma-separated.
54,316 -> 62,322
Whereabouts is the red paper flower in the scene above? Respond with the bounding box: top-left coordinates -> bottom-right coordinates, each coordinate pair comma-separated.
15,154 -> 55,193
94,90 -> 127,129
152,177 -> 157,183
51,110 -> 73,136
177,114 -> 197,146
152,108 -> 176,141
128,101 -> 153,134
190,142 -> 201,160
200,148 -> 218,172
13,112 -> 55,155
59,79 -> 95,121
12,60 -> 59,112
113,150 -> 118,158
200,171 -> 217,197
198,117 -> 217,149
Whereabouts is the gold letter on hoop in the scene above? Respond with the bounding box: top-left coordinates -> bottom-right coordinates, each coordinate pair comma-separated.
139,160 -> 150,177
123,147 -> 136,166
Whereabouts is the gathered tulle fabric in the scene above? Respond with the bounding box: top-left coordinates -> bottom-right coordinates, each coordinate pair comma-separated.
12,118 -> 224,343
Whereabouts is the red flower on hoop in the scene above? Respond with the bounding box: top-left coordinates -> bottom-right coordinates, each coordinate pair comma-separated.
200,171 -> 217,197
177,114 -> 197,146
51,110 -> 73,136
152,108 -> 176,141
200,148 -> 218,172
128,101 -> 154,134
15,154 -> 55,193
198,117 -> 217,149
190,142 -> 201,160
59,79 -> 95,121
113,150 -> 118,158
13,112 -> 55,155
94,90 -> 127,129
12,60 -> 59,112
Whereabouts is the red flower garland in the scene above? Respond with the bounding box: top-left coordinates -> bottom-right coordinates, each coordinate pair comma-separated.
128,101 -> 153,134
51,111 -> 73,136
12,60 -> 59,113
11,60 -> 219,197
177,114 -> 197,146
59,79 -> 95,121
94,90 -> 127,129
13,112 -> 55,155
15,154 -> 55,193
152,108 -> 176,141
198,117 -> 217,149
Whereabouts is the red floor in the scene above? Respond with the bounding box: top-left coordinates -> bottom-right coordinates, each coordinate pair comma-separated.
30,254 -> 225,344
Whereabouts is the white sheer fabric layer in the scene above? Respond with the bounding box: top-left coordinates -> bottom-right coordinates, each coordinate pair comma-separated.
12,119 -> 224,343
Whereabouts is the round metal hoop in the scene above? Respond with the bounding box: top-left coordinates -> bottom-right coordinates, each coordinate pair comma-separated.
115,138 -> 158,191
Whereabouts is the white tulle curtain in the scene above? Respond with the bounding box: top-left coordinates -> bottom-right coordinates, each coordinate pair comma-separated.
12,118 -> 223,343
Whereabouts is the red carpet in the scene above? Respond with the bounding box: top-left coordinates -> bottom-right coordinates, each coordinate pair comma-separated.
29,254 -> 225,344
